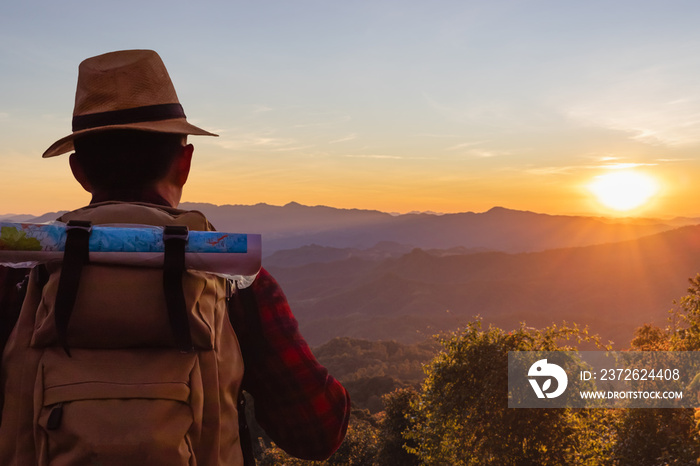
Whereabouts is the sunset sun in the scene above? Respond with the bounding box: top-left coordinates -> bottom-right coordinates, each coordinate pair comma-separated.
588,171 -> 659,212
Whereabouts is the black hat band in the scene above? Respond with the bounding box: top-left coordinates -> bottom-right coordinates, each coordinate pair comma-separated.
72,103 -> 186,132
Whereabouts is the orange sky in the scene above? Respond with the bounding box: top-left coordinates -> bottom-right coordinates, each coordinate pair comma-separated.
2,143 -> 690,219
3,2 -> 700,219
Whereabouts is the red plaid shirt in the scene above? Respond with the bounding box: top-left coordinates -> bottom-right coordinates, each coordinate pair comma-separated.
230,268 -> 351,460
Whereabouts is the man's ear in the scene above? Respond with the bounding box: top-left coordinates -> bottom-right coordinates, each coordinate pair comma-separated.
174,143 -> 194,187
69,153 -> 93,193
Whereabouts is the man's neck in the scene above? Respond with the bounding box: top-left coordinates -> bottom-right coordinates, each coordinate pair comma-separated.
90,189 -> 173,207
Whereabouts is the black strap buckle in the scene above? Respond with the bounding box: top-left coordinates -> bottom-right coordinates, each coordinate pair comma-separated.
66,220 -> 93,233
163,225 -> 189,242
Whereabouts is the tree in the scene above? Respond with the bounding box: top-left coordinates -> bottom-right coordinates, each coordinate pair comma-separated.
405,320 -> 613,465
613,408 -> 697,465
376,388 -> 421,466
325,410 -> 380,465
258,409 -> 381,465
612,275 -> 700,464
629,323 -> 669,351
669,274 -> 700,351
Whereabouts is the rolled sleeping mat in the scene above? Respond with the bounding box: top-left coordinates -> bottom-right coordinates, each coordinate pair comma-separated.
0,222 -> 261,284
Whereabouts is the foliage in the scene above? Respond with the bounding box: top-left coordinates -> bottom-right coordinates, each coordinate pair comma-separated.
627,274 -> 700,353
613,274 -> 700,464
313,337 -> 438,383
405,320 -> 611,465
668,274 -> 700,351
376,388 -> 421,466
312,337 -> 437,412
325,410 -> 381,465
342,375 -> 399,413
258,445 -> 311,466
565,409 -> 618,465
258,409 -> 381,466
612,408 -> 698,465
629,323 -> 670,351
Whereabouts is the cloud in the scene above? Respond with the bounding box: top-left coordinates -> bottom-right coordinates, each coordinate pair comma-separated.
599,162 -> 657,170
343,154 -> 404,160
444,141 -> 508,158
467,149 -> 504,158
417,133 -> 461,138
571,112 -> 700,146
291,112 -> 352,129
421,92 -> 552,131
329,133 -> 357,144
523,161 -> 659,176
445,141 -> 485,151
207,129 -> 312,152
342,154 -> 434,160
252,105 -> 273,114
561,66 -> 700,147
655,158 -> 690,163
524,166 -> 579,176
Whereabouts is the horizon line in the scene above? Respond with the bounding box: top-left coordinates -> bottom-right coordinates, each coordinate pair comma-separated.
2,201 -> 698,222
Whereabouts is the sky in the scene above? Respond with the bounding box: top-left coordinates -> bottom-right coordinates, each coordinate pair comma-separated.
2,0 -> 700,217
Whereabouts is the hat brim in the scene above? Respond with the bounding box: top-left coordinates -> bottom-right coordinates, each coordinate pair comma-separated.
42,118 -> 218,158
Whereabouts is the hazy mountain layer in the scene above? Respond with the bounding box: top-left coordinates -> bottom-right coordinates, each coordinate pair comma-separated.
179,202 -> 683,254
268,225 -> 700,347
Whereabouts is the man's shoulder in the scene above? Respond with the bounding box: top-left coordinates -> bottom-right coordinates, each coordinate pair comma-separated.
61,202 -> 215,231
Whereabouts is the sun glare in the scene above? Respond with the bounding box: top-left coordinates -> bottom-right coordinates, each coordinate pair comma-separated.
588,171 -> 659,212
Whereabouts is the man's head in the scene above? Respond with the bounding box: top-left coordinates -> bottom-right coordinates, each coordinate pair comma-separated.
69,130 -> 194,207
43,49 -> 216,206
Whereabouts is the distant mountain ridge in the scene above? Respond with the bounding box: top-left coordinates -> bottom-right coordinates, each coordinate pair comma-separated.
178,202 -> 690,254
1,211 -> 68,224
264,242 -> 492,268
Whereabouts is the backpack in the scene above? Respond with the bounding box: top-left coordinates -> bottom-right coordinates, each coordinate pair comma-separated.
0,202 -> 248,466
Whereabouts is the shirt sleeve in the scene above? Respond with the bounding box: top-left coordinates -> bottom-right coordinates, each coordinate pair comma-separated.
230,267 -> 350,461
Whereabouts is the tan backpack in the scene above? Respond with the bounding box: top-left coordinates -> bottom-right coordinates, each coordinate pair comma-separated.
0,202 -> 246,466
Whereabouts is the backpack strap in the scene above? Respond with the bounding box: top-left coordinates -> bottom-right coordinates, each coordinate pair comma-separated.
162,225 -> 194,352
54,220 -> 92,356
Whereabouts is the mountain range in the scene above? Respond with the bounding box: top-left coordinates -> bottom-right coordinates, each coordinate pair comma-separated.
4,202 -> 700,347
179,202 -> 695,255
266,225 -> 700,346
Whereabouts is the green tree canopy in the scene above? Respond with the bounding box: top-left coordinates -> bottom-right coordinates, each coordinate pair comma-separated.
407,320 -> 612,465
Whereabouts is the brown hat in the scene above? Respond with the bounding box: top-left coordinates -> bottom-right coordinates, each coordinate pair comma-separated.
43,49 -> 217,158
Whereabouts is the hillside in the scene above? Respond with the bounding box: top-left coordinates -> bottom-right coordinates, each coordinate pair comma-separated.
269,225 -> 700,347
312,337 -> 438,412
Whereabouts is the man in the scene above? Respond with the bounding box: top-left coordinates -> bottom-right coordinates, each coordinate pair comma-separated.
0,49 -> 349,465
